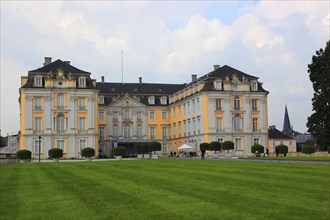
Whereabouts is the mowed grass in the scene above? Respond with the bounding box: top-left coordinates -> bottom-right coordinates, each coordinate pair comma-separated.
1,159 -> 329,220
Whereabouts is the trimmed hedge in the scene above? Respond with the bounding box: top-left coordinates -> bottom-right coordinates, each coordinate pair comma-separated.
222,141 -> 234,151
81,147 -> 95,158
134,143 -> 142,154
275,144 -> 288,154
200,142 -> 210,151
113,146 -> 126,156
48,148 -> 63,159
301,145 -> 315,154
251,144 -> 265,154
16,149 -> 32,160
210,141 -> 222,152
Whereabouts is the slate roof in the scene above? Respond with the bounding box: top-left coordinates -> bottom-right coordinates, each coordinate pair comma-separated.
268,127 -> 293,139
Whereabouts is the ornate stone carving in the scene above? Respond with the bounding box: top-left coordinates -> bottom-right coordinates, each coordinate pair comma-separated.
26,96 -> 33,101
45,96 -> 52,101
57,68 -> 65,79
88,96 -> 95,102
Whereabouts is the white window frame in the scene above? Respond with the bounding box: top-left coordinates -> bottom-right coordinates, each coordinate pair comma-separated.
99,111 -> 104,120
35,97 -> 42,110
124,125 -> 130,139
162,127 -> 168,139
56,114 -> 65,133
251,81 -> 258,91
252,118 -> 258,132
235,138 -> 242,150
78,77 -> 86,88
57,140 -> 65,153
254,138 -> 259,145
34,76 -> 43,87
161,97 -> 167,105
35,117 -> 42,134
150,111 -> 155,120
99,96 -> 104,104
216,117 -> 222,132
214,80 -> 222,90
34,139 -> 42,153
136,125 -> 142,138
149,96 -> 155,105
79,139 -> 86,151
216,99 -> 222,110
234,96 -> 240,110
113,125 -> 119,138
162,112 -> 167,119
80,117 -> 86,133
252,99 -> 258,111
150,127 -> 156,139
57,94 -> 64,109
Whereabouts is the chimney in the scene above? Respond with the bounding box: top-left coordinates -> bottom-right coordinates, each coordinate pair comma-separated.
64,61 -> 71,65
191,74 -> 197,82
44,57 -> 52,66
139,77 -> 142,84
101,76 -> 104,83
213,65 -> 220,70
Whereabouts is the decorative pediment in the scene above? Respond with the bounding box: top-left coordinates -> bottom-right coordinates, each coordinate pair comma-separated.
110,95 -> 146,108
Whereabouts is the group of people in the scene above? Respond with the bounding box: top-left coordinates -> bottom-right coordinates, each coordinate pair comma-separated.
170,150 -> 197,158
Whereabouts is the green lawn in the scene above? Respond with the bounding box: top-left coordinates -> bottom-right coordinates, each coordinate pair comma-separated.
1,159 -> 329,220
245,156 -> 330,161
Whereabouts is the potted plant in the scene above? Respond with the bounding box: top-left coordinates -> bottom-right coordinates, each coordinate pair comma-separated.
199,142 -> 210,159
48,148 -> 63,162
210,141 -> 221,157
301,145 -> 315,157
148,142 -> 161,159
16,149 -> 31,163
113,146 -> 126,160
222,141 -> 234,158
251,144 -> 264,157
275,144 -> 288,157
81,147 -> 95,161
134,143 -> 143,159
141,143 -> 150,159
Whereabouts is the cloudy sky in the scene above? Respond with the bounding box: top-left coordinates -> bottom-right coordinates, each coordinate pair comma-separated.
1,1 -> 329,135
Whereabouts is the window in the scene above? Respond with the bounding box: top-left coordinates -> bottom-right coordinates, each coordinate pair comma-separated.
35,117 -> 42,134
252,118 -> 258,132
162,127 -> 168,139
57,140 -> 65,152
137,112 -> 142,121
215,99 -> 222,110
197,117 -> 201,134
124,110 -> 130,120
99,96 -> 104,104
35,97 -> 42,110
78,77 -> 86,87
57,94 -> 64,109
252,99 -> 258,111
149,96 -> 155,104
99,111 -> 104,120
34,139 -> 41,153
173,123 -> 176,138
124,125 -> 130,139
254,138 -> 259,145
113,112 -> 118,120
99,127 -> 104,141
149,111 -> 155,120
197,98 -> 200,110
235,138 -> 242,150
161,97 -> 167,105
216,117 -> 222,132
79,140 -> 86,151
162,112 -> 167,119
233,114 -> 241,132
137,125 -> 142,138
56,114 -> 65,133
113,125 -> 119,138
214,80 -> 222,90
34,76 -> 43,87
80,117 -> 86,133
150,127 -> 156,139
79,98 -> 86,110
251,81 -> 258,91
162,143 -> 168,154
218,138 -> 223,143
234,96 -> 240,110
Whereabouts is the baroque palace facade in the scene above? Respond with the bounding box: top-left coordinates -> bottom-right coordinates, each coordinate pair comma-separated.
19,57 -> 269,159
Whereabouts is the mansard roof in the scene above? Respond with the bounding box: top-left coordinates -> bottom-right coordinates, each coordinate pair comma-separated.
268,127 -> 293,139
28,59 -> 90,76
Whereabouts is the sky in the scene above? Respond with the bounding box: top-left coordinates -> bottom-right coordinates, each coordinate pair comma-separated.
1,1 -> 329,136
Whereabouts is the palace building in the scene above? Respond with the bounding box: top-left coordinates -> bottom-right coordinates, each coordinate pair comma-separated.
19,57 -> 269,158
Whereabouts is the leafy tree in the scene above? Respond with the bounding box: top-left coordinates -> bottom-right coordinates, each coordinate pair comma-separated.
141,143 -> 149,154
113,146 -> 126,156
81,147 -> 95,158
199,142 -> 210,151
134,143 -> 142,154
251,144 -> 264,154
209,141 -> 221,152
0,135 -> 6,148
307,41 -> 330,147
222,141 -> 234,152
148,142 -> 161,153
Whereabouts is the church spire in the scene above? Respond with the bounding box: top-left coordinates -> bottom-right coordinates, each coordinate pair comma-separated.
282,104 -> 293,135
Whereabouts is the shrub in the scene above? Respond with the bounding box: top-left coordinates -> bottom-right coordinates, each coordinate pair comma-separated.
48,148 -> 63,159
134,143 -> 142,154
141,143 -> 149,154
200,142 -> 210,151
301,145 -> 315,154
328,146 -> 330,154
275,144 -> 288,154
81,147 -> 95,158
251,144 -> 265,154
16,149 -> 32,160
113,146 -> 126,156
148,142 -> 161,153
222,141 -> 234,152
209,141 -> 221,152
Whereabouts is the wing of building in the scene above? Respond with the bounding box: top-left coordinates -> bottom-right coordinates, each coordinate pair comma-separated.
19,58 -> 269,159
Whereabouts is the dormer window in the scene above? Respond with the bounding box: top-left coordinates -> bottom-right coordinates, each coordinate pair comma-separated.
99,96 -> 104,104
251,81 -> 258,91
78,77 -> 86,88
214,80 -> 222,90
161,96 -> 167,105
34,76 -> 43,87
149,96 -> 155,105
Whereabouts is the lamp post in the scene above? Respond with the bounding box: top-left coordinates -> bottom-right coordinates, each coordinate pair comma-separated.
38,136 -> 41,163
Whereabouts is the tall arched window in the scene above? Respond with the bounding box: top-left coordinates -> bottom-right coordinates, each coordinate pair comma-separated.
124,125 -> 130,139
56,113 -> 65,133
57,94 -> 64,109
234,96 -> 240,110
137,125 -> 142,138
113,125 -> 119,138
233,114 -> 241,132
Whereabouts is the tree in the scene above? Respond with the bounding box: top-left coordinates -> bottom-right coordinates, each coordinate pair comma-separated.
222,141 -> 234,152
251,144 -> 264,154
209,141 -> 221,153
199,142 -> 210,151
0,135 -> 6,148
307,41 -> 330,147
148,142 -> 161,153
